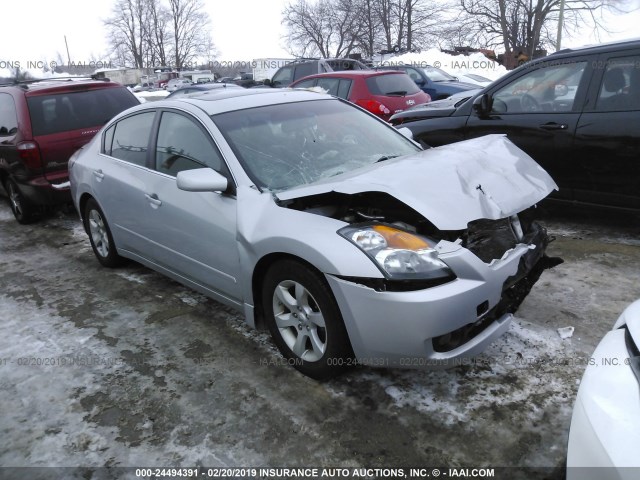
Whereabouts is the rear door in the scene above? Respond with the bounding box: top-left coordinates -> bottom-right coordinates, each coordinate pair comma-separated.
573,50 -> 640,208
464,58 -> 592,201
93,110 -> 157,255
27,86 -> 139,182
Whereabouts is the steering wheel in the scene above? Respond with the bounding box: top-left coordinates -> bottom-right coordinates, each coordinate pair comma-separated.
520,93 -> 540,112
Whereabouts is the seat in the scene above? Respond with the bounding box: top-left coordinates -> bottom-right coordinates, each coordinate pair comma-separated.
598,67 -> 627,111
628,67 -> 640,110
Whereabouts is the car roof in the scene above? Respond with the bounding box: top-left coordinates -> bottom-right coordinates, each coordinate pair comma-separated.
0,78 -> 124,96
552,37 -> 640,56
292,70 -> 404,82
155,88 -> 334,115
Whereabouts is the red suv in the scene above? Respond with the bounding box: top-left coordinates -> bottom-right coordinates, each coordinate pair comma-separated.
0,78 -> 139,223
290,70 -> 431,121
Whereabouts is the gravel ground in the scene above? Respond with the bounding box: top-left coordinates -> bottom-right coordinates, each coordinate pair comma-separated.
1,200 -> 639,478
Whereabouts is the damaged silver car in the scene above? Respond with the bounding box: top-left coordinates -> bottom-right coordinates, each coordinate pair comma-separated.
69,88 -> 561,379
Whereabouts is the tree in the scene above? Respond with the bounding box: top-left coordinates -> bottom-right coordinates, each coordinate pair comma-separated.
167,0 -> 213,69
283,0 -> 361,58
454,0 -> 626,57
282,0 -> 444,58
104,0 -> 149,68
104,0 -> 214,69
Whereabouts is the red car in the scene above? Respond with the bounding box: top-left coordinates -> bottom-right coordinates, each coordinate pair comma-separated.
0,78 -> 139,223
290,70 -> 431,121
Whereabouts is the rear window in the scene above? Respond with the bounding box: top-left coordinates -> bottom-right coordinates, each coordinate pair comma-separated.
326,59 -> 365,71
27,87 -> 139,136
366,74 -> 421,96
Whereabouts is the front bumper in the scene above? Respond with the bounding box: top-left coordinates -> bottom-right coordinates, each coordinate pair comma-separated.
327,224 -> 557,367
566,327 -> 640,479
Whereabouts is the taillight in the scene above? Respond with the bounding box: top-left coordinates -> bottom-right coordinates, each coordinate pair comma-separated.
356,99 -> 391,116
17,141 -> 42,170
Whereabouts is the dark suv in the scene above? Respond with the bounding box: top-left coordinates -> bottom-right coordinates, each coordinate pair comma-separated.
264,58 -> 369,88
390,39 -> 640,211
0,78 -> 139,223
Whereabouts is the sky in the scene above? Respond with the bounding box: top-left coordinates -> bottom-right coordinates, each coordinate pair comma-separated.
0,0 -> 639,69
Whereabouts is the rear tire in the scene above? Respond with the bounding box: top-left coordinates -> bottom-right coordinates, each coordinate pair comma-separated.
83,198 -> 123,268
262,259 -> 353,380
6,178 -> 36,224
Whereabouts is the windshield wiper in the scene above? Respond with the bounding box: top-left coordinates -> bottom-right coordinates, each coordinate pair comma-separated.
375,154 -> 399,163
386,90 -> 407,96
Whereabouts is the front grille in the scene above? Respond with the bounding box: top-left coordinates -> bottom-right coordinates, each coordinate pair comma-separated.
464,218 -> 519,263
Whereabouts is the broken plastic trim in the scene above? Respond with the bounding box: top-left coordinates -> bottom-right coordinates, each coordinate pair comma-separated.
624,327 -> 640,385
432,254 -> 562,353
334,274 -> 456,292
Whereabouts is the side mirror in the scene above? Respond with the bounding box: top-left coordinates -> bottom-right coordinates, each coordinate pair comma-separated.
414,77 -> 425,86
262,78 -> 272,87
177,168 -> 228,193
472,93 -> 493,116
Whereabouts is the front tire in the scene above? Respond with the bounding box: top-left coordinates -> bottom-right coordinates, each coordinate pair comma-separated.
262,260 -> 353,380
83,198 -> 123,268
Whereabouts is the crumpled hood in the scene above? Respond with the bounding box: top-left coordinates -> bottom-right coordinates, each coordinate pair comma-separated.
276,134 -> 558,230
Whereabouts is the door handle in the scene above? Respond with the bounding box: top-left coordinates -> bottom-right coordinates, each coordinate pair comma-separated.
145,193 -> 162,207
539,122 -> 568,130
93,169 -> 104,180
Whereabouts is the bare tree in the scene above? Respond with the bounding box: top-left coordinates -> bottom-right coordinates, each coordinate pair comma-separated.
283,0 -> 363,58
454,0 -> 627,57
167,0 -> 212,69
104,0 -> 149,67
104,0 -> 214,69
146,0 -> 171,66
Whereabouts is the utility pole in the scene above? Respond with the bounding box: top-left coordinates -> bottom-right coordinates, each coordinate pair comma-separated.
556,0 -> 565,51
64,35 -> 71,66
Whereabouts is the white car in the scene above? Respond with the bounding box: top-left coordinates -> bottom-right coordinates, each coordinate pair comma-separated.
166,78 -> 191,92
454,73 -> 494,87
567,300 -> 640,479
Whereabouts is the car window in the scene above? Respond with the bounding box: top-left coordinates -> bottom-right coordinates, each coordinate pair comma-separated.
492,61 -> 587,113
405,67 -> 423,83
212,99 -> 420,192
272,66 -> 294,87
316,77 -> 340,96
294,79 -> 316,89
0,93 -> 18,136
103,124 -> 115,154
27,87 -> 139,136
422,67 -> 456,82
366,74 -> 421,96
596,55 -> 640,112
110,112 -> 155,166
155,111 -> 223,176
293,63 -> 314,81
337,79 -> 352,99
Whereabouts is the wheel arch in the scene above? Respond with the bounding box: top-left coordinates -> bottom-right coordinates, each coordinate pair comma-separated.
251,252 -> 328,331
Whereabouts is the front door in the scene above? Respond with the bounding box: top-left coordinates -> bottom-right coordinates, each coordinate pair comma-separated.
464,59 -> 591,201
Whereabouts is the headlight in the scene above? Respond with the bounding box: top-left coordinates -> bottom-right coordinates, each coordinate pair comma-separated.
339,224 -> 454,281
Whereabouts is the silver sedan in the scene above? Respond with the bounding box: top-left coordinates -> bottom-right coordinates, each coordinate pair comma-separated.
69,88 -> 560,379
